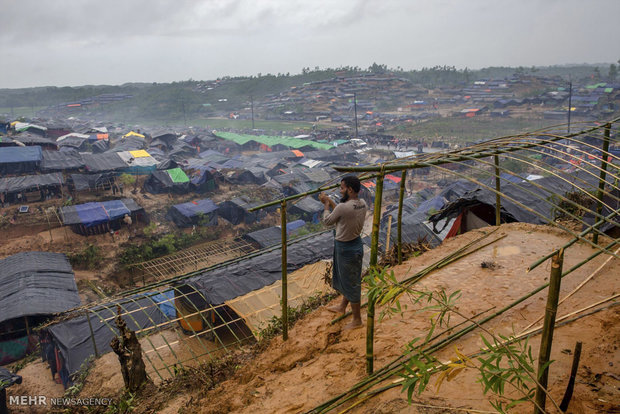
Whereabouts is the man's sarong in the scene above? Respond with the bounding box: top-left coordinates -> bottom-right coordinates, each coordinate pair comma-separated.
332,236 -> 363,303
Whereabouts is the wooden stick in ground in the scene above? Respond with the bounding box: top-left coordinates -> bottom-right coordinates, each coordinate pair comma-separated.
534,248 -> 564,414
559,341 -> 582,412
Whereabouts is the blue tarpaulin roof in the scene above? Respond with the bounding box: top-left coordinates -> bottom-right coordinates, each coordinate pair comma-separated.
173,199 -> 218,218
61,200 -> 132,227
0,146 -> 43,164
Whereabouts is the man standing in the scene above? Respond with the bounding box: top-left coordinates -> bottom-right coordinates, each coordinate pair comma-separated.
319,176 -> 367,329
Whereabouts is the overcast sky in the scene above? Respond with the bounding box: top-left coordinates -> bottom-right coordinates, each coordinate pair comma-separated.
1,0 -> 618,88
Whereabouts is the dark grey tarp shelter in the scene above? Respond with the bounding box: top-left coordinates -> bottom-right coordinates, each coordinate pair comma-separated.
0,252 -> 80,325
0,146 -> 42,175
429,176 -> 585,230
217,196 -> 263,225
82,152 -> 127,173
0,172 -> 64,195
111,136 -> 145,152
177,231 -> 334,306
166,198 -> 219,228
289,197 -> 324,223
47,294 -> 169,375
244,226 -> 283,249
69,173 -> 116,192
41,150 -> 85,172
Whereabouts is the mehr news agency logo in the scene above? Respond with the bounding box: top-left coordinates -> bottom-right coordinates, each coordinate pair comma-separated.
9,395 -> 113,407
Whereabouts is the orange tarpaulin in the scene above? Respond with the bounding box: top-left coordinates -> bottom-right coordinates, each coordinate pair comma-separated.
291,150 -> 304,157
385,174 -> 401,183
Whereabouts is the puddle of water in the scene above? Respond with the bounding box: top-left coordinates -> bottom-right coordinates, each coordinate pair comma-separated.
492,245 -> 521,257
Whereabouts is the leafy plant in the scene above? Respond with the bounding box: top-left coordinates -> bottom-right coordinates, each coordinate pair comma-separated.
68,244 -> 104,270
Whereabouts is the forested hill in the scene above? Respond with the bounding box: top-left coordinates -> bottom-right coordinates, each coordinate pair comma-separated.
0,63 -> 612,124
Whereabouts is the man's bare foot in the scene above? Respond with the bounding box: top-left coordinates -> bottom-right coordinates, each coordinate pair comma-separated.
343,320 -> 363,330
326,305 -> 346,314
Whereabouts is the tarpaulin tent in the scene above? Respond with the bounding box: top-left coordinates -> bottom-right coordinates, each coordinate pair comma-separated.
0,146 -> 42,175
0,173 -> 64,201
379,211 -> 442,252
143,168 -> 190,194
69,173 -> 116,192
82,152 -> 127,173
0,252 -> 80,365
176,230 -> 333,312
59,198 -> 145,235
41,150 -> 84,172
117,150 -> 159,175
429,176 -> 584,233
289,197 -> 324,223
243,220 -> 307,249
166,198 -> 219,228
188,168 -> 217,193
47,294 -> 170,376
217,196 -> 263,225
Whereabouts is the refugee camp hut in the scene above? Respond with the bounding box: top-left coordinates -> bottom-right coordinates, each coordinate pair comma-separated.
59,198 -> 145,235
13,122 -> 47,136
166,198 -> 219,228
429,176 -> 582,235
68,172 -> 117,194
217,196 -> 264,225
382,174 -> 402,200
13,132 -> 58,150
40,149 -> 85,172
112,135 -> 146,152
143,167 -> 190,194
117,150 -> 159,175
56,133 -> 93,152
272,171 -> 314,196
174,231 -> 334,338
288,196 -> 324,223
187,167 -> 217,193
167,141 -> 198,162
243,226 -> 283,249
46,293 -> 171,381
82,152 -> 128,173
0,146 -> 42,175
0,172 -> 64,204
0,252 -> 80,365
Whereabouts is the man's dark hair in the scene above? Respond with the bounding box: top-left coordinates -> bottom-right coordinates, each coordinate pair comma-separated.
341,175 -> 361,193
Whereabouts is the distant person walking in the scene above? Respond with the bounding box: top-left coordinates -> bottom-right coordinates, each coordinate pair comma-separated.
319,175 -> 367,329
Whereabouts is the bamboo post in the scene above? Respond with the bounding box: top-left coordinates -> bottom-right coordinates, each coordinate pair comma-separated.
24,317 -> 30,337
281,200 -> 288,341
86,310 -> 99,357
385,215 -> 392,252
367,172 -> 384,375
397,169 -> 407,264
494,154 -> 501,226
593,123 -> 611,245
534,248 -> 564,414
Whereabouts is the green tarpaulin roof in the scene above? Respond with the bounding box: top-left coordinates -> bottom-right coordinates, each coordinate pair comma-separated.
167,167 -> 189,183
214,132 -> 332,150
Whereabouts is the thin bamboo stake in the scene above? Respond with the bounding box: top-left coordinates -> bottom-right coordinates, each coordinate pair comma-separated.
527,208 -> 620,273
367,172 -> 384,375
85,310 -> 99,358
593,123 -> 611,245
281,200 -> 289,341
534,248 -> 564,414
559,341 -> 582,412
520,246 -> 620,334
494,154 -> 501,226
397,170 -> 407,264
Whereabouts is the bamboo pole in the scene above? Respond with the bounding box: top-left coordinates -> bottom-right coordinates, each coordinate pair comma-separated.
593,123 -> 611,245
534,248 -> 564,414
494,154 -> 501,226
281,200 -> 289,341
385,215 -> 392,252
85,311 -> 99,357
397,170 -> 407,264
367,172 -> 384,375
